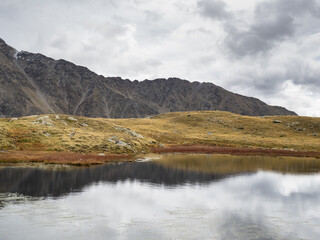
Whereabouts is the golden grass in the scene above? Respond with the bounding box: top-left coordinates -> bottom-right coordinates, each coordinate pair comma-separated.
0,111 -> 319,156
113,111 -> 320,152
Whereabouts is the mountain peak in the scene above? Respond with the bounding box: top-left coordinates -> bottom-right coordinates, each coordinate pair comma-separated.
0,37 -> 297,118
0,38 -> 18,59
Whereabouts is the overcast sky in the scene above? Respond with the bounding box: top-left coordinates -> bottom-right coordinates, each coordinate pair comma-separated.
1,0 -> 320,116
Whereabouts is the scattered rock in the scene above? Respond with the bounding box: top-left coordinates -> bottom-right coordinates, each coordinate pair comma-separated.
116,140 -> 127,147
98,153 -> 105,156
273,120 -> 282,123
207,132 -> 212,135
108,136 -> 118,143
66,116 -> 78,122
69,132 -> 76,138
42,121 -> 55,127
187,114 -> 191,117
61,120 -> 68,125
296,127 -> 305,131
106,136 -> 133,151
80,123 -> 88,127
313,133 -> 318,136
55,115 -> 60,119
9,118 -> 18,122
287,122 -> 300,128
284,148 -> 295,151
43,132 -> 51,137
114,126 -> 143,138
129,131 -> 143,138
33,116 -> 55,127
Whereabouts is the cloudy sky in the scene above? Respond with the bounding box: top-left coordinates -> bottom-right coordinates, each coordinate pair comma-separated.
1,0 -> 320,116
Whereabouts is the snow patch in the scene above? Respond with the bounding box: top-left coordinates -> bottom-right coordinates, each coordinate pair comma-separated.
13,50 -> 18,59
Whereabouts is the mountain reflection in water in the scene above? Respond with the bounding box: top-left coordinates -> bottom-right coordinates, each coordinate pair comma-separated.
1,154 -> 320,240
0,161 -> 232,197
1,154 -> 320,198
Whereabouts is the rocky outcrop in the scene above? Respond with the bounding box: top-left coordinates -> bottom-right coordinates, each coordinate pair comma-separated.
0,38 -> 296,118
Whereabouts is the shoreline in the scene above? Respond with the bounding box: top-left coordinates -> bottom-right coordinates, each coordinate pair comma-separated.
0,151 -> 135,166
1,145 -> 320,166
151,145 -> 320,158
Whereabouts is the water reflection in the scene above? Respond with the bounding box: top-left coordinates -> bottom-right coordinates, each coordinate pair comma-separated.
1,154 -> 320,240
0,161 -> 233,197
155,153 -> 320,174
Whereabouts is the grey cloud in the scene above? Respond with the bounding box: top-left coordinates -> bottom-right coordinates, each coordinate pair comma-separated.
254,76 -> 285,95
224,0 -> 320,57
286,61 -> 320,88
144,10 -> 162,22
197,0 -> 230,20
50,37 -> 67,49
252,15 -> 295,40
224,25 -> 274,57
186,27 -> 212,35
228,68 -> 286,96
272,0 -> 320,17
2,0 -> 320,116
230,58 -> 320,99
225,15 -> 295,56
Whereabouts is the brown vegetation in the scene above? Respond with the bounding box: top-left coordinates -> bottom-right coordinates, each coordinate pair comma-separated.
0,111 -> 320,165
0,151 -> 134,166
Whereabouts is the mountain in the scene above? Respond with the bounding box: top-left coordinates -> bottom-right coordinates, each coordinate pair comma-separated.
0,38 -> 296,118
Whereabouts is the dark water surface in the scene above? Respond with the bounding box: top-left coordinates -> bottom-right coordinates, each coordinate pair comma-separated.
1,154 -> 320,240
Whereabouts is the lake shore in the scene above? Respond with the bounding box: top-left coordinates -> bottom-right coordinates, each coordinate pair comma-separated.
1,144 -> 320,166
0,151 -> 134,166
152,145 -> 320,158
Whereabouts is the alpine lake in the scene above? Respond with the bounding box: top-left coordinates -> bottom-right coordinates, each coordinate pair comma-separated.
1,153 -> 320,240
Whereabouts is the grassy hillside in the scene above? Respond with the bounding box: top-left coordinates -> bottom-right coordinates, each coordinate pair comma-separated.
0,111 -> 319,154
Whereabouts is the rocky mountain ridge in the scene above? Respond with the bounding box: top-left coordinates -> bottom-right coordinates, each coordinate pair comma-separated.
0,38 -> 296,118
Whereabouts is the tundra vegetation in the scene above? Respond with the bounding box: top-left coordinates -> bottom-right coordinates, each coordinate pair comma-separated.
0,111 -> 319,164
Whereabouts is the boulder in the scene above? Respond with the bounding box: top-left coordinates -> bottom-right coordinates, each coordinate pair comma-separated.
114,126 -> 143,138
33,116 -> 55,127
66,116 -> 78,122
273,120 -> 282,123
9,118 -> 18,122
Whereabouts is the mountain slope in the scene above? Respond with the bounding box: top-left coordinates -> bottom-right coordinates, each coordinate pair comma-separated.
0,38 -> 296,118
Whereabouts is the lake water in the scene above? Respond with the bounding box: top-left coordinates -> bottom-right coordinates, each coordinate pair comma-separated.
1,154 -> 320,240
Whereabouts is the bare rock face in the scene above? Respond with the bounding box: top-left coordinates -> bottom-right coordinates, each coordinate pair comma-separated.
0,38 -> 296,118
0,39 -> 47,117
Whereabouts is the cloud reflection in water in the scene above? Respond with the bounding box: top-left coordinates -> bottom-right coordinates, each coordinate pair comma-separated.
1,170 -> 320,239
